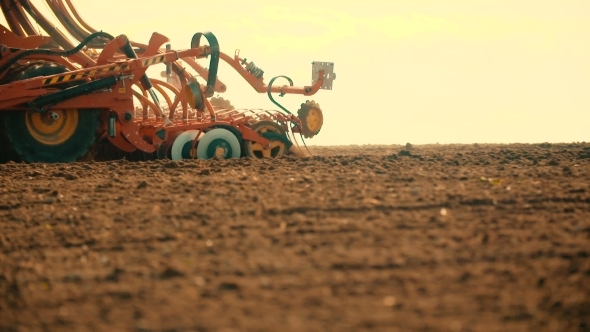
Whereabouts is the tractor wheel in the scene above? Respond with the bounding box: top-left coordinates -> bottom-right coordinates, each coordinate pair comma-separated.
0,117 -> 17,163
92,138 -> 118,161
243,121 -> 289,159
0,61 -> 100,163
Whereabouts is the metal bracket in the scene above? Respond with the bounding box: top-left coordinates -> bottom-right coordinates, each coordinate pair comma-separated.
311,61 -> 335,90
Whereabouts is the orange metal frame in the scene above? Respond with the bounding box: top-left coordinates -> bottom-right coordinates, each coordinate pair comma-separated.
0,0 -> 327,156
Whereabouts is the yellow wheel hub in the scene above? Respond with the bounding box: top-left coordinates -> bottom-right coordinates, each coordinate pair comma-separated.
25,109 -> 78,146
214,146 -> 226,158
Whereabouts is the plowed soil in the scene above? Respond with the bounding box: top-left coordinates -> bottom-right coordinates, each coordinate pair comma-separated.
1,143 -> 589,332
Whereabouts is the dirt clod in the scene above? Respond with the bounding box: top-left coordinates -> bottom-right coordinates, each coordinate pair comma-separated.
0,143 -> 589,331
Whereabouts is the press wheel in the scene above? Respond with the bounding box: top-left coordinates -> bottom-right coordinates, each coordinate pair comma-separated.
170,130 -> 201,160
196,128 -> 241,160
244,121 -> 288,159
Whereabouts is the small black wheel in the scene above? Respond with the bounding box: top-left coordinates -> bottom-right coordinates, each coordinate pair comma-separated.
1,61 -> 100,163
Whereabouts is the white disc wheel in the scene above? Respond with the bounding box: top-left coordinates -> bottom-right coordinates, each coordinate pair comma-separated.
196,128 -> 241,160
170,130 -> 201,160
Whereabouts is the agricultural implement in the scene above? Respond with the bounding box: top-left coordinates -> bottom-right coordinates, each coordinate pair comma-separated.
0,0 -> 335,163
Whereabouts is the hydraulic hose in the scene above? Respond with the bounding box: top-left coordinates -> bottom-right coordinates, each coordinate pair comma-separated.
44,0 -> 107,48
119,40 -> 153,90
0,31 -> 115,75
26,75 -> 120,112
118,36 -> 172,124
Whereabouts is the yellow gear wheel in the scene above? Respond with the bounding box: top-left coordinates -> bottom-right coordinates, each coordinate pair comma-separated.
296,100 -> 323,138
244,121 -> 287,159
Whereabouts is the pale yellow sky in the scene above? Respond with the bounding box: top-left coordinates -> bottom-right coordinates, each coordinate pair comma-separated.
3,1 -> 589,145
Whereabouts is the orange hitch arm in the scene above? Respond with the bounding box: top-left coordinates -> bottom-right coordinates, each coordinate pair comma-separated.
219,52 -> 324,96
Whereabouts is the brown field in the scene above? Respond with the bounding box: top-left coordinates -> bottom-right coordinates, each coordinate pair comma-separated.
0,143 -> 589,332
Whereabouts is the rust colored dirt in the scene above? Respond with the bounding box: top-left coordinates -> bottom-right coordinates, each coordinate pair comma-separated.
1,143 -> 589,332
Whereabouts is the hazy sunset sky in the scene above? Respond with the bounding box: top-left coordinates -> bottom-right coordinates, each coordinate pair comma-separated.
3,1 -> 589,145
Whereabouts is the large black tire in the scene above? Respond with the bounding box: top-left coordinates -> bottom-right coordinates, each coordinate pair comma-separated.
0,119 -> 17,163
0,61 -> 100,163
